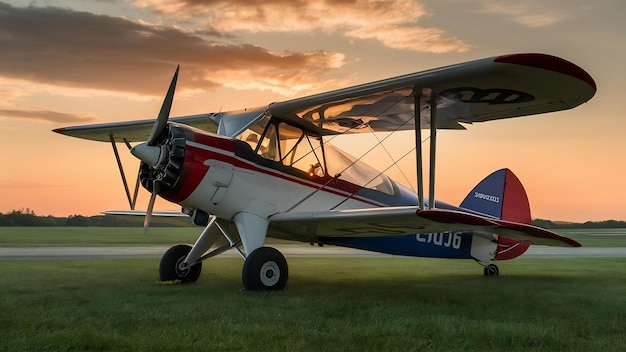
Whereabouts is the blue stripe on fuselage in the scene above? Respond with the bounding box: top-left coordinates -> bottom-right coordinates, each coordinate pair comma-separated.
334,181 -> 474,259
320,232 -> 474,259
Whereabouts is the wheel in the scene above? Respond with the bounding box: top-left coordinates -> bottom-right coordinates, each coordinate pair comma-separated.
159,244 -> 202,283
242,247 -> 288,291
483,263 -> 499,277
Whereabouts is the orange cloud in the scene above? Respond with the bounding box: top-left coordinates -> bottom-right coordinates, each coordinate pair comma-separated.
476,1 -> 566,27
135,0 -> 472,53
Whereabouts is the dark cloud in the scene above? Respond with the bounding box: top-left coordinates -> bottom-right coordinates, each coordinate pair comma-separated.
0,108 -> 97,123
0,3 -> 344,96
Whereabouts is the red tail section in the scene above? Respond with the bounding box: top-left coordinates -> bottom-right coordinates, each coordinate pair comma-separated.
498,170 -> 532,259
500,169 -> 531,224
495,237 -> 531,260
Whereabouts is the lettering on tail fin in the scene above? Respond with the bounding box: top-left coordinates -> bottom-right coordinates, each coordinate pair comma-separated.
473,192 -> 500,203
460,168 -> 531,224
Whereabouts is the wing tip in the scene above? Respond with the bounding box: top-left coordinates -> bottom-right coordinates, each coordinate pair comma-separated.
495,53 -> 596,92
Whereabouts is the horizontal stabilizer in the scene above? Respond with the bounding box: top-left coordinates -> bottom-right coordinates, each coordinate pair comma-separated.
416,209 -> 581,247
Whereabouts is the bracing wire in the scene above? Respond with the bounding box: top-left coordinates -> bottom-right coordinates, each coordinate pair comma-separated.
329,134 -> 430,210
284,96 -> 430,212
365,125 -> 417,194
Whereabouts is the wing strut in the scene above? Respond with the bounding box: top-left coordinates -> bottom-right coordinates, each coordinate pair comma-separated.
413,94 -> 425,210
429,94 -> 437,209
413,91 -> 437,209
109,134 -> 140,210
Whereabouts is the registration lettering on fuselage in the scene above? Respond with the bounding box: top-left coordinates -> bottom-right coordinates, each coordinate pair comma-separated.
416,231 -> 463,250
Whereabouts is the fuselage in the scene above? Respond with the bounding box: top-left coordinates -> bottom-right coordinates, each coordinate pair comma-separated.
143,123 -> 528,261
160,123 -> 419,216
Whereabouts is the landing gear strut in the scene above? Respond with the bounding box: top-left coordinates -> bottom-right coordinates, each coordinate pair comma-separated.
242,247 -> 288,291
159,244 -> 202,283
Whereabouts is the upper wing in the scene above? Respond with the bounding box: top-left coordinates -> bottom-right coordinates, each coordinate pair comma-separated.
53,107 -> 268,143
269,207 -> 581,247
54,53 -> 595,142
268,53 -> 596,135
53,113 -> 220,142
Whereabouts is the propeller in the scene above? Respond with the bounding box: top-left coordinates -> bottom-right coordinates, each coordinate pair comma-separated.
131,65 -> 180,233
144,181 -> 158,234
148,65 -> 179,146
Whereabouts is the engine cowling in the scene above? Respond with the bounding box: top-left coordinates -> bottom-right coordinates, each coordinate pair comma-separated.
136,123 -> 235,212
138,124 -> 186,195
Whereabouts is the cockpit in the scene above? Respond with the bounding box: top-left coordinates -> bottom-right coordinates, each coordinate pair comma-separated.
235,115 -> 396,196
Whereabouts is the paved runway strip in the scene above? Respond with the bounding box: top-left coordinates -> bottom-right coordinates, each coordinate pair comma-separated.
1,245 -> 625,260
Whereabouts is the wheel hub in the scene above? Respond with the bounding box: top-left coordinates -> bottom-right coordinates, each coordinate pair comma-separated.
175,257 -> 191,277
260,261 -> 280,286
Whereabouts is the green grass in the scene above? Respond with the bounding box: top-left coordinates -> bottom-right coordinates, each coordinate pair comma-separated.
0,257 -> 624,351
1,227 -> 626,247
555,228 -> 626,247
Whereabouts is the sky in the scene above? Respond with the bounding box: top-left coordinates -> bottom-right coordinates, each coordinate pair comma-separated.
0,0 -> 624,222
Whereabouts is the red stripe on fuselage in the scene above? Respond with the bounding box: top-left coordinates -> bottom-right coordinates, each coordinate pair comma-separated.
161,127 -> 384,207
184,142 -> 384,208
189,128 -> 236,152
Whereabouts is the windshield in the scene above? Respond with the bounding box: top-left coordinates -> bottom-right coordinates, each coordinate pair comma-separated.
324,142 -> 395,195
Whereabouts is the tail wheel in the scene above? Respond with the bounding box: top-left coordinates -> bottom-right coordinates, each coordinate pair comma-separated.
242,247 -> 288,291
159,244 -> 202,283
483,263 -> 499,277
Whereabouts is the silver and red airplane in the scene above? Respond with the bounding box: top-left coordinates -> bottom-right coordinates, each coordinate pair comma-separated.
54,53 -> 596,290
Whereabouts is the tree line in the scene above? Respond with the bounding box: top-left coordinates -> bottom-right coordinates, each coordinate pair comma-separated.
0,209 -> 191,227
532,218 -> 626,229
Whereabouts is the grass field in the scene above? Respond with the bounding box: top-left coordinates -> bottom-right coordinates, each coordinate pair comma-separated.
1,256 -> 625,351
0,227 -> 625,351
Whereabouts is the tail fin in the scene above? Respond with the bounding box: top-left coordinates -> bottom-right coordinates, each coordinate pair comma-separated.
460,168 -> 531,224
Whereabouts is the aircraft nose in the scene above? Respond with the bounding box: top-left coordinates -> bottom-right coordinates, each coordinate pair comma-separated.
131,142 -> 161,167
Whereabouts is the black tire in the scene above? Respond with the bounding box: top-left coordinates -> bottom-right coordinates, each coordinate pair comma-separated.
159,244 -> 202,283
242,247 -> 288,291
483,263 -> 499,277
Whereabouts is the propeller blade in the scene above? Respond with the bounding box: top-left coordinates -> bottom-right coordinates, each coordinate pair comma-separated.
144,188 -> 157,234
148,65 -> 180,146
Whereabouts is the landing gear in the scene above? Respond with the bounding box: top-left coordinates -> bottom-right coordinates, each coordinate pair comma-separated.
158,214 -> 289,290
159,244 -> 202,283
242,247 -> 288,291
483,263 -> 499,277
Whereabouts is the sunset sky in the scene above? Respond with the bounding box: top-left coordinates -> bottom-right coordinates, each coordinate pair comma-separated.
0,0 -> 624,222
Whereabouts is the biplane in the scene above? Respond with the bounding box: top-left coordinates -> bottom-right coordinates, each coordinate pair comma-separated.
54,53 -> 596,290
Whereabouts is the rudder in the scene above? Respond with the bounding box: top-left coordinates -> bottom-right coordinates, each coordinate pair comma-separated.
459,168 -> 531,224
